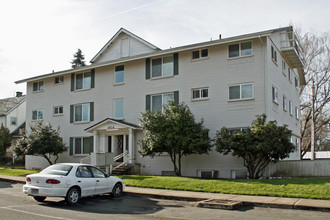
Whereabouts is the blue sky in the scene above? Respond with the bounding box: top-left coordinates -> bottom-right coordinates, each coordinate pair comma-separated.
0,0 -> 329,98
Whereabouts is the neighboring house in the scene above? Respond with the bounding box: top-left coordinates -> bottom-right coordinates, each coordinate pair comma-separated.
0,92 -> 26,158
16,26 -> 305,178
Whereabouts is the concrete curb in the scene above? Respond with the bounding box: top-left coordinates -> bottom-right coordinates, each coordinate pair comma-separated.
1,175 -> 329,212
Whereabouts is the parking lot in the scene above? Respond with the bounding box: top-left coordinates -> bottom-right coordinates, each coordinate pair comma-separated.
0,180 -> 329,220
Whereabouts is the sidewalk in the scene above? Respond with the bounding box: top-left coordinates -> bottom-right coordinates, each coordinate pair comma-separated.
1,174 -> 329,211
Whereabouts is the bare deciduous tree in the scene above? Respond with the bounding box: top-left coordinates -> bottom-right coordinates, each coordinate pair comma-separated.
297,29 -> 330,158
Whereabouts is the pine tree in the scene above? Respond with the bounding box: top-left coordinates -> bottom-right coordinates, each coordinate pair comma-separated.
71,49 -> 86,69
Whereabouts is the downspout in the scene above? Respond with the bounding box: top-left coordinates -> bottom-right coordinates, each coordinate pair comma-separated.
258,35 -> 267,117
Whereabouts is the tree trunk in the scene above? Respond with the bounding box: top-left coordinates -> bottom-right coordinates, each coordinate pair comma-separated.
43,154 -> 53,165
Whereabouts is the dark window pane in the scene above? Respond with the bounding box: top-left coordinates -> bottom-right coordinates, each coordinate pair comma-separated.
152,58 -> 162,77
229,44 -> 239,58
229,86 -> 240,100
75,138 -> 82,154
201,49 -> 208,57
192,51 -> 200,59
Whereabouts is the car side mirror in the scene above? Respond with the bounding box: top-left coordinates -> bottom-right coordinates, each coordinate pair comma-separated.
105,174 -> 110,177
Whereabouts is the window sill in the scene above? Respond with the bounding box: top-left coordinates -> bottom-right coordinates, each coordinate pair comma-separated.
191,98 -> 209,102
191,57 -> 209,62
32,90 -> 44,94
150,75 -> 174,81
227,54 -> 253,60
73,121 -> 91,125
53,114 -> 63,117
114,82 -> 125,86
74,88 -> 92,93
272,59 -> 278,65
272,100 -> 279,105
228,98 -> 254,102
54,83 -> 64,86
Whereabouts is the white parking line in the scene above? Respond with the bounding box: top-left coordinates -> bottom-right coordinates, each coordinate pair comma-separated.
0,205 -> 74,220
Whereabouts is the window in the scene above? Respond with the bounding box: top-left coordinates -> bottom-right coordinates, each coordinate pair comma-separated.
152,93 -> 174,113
228,42 -> 252,58
10,117 -> 17,125
295,106 -> 299,120
152,56 -> 173,78
283,95 -> 287,111
32,109 -> 43,120
282,61 -> 286,75
272,86 -> 278,103
192,88 -> 209,100
73,137 -> 93,155
295,138 -> 300,147
53,106 -> 63,116
271,46 -> 277,63
55,76 -> 64,84
295,77 -> 299,88
229,83 -> 253,100
289,100 -> 293,115
76,72 -> 91,90
74,103 -> 90,122
32,81 -> 44,92
192,49 -> 208,60
113,99 -> 124,119
114,65 -> 124,84
288,69 -> 292,82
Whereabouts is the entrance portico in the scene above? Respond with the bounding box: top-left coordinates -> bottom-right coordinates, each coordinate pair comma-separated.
84,118 -> 140,168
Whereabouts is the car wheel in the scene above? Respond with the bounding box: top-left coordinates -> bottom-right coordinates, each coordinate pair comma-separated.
112,183 -> 122,198
33,196 -> 46,202
66,187 -> 80,205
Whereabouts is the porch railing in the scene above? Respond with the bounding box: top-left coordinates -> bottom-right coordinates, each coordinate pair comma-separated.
80,154 -> 91,164
112,151 -> 128,172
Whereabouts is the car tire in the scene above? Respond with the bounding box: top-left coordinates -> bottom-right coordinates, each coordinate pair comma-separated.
33,196 -> 46,202
65,187 -> 80,205
112,183 -> 122,198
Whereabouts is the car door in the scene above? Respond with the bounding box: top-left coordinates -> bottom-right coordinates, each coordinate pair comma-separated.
89,167 -> 110,194
75,166 -> 96,196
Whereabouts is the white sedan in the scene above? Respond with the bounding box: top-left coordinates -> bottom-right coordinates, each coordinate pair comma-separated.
23,163 -> 125,205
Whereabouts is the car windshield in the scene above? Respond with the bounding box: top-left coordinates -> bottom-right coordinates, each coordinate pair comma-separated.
41,164 -> 73,176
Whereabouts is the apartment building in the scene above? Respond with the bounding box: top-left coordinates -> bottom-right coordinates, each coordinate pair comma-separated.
16,26 -> 304,178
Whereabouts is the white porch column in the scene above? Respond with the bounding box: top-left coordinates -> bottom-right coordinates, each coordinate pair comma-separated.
100,134 -> 106,153
111,135 -> 115,153
93,131 -> 99,153
128,128 -> 134,164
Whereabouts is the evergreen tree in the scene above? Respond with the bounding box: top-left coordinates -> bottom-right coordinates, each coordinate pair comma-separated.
0,124 -> 12,158
71,49 -> 86,68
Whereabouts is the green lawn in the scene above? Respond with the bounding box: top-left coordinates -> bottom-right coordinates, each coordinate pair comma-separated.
119,175 -> 330,200
1,167 -> 329,200
0,167 -> 39,176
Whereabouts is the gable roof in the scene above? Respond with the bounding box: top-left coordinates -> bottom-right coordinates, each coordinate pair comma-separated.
90,28 -> 161,63
0,96 -> 26,116
84,118 -> 140,132
16,26 -> 305,85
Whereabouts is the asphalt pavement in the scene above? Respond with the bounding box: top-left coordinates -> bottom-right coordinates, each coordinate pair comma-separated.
1,174 -> 329,212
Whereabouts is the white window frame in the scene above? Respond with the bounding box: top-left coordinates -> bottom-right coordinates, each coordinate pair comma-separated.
75,72 -> 91,91
73,137 -> 93,155
272,86 -> 278,104
228,83 -> 254,101
114,65 -> 124,85
192,88 -> 209,101
295,76 -> 299,89
283,95 -> 287,111
289,100 -> 293,115
228,41 -> 253,58
192,49 -> 208,60
53,106 -> 63,116
151,55 -> 174,78
113,99 -> 124,119
282,60 -> 287,75
54,76 -> 64,85
32,81 -> 44,92
32,109 -> 43,121
271,45 -> 277,63
10,117 -> 17,125
151,92 -> 174,113
295,106 -> 299,120
74,103 -> 90,123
